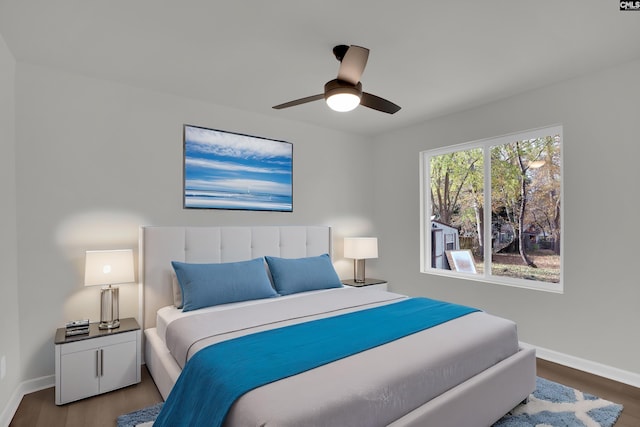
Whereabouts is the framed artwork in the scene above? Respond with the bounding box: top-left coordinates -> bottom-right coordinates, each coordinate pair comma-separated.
445,250 -> 477,274
183,125 -> 293,211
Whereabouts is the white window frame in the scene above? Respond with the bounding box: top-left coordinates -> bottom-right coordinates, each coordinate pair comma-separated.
420,125 -> 564,293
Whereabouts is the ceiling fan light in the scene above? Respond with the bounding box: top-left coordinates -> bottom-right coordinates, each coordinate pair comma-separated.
326,92 -> 361,112
324,79 -> 363,112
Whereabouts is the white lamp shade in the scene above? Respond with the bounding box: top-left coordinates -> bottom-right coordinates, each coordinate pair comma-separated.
84,249 -> 135,286
344,237 -> 378,260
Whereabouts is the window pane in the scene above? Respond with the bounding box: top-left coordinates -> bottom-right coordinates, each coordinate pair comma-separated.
429,148 -> 483,273
490,134 -> 561,283
421,125 -> 562,292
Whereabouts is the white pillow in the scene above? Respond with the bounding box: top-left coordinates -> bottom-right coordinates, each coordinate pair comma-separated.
170,270 -> 183,308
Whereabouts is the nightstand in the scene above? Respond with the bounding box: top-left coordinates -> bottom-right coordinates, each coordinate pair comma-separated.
54,317 -> 141,405
342,278 -> 388,292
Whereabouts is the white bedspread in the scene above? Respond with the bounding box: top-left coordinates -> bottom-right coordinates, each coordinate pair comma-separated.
166,288 -> 406,368
160,288 -> 520,427
156,287 -> 364,351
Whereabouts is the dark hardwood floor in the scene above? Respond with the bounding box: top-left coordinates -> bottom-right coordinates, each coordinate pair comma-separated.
536,359 -> 640,427
9,360 -> 640,426
9,367 -> 162,427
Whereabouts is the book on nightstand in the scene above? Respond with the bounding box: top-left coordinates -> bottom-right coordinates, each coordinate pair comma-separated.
65,327 -> 89,336
65,319 -> 90,336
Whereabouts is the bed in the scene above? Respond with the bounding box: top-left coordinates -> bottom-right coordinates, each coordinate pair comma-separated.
140,225 -> 536,427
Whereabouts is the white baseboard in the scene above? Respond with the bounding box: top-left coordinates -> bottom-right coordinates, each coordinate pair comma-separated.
523,342 -> 640,389
0,375 -> 54,427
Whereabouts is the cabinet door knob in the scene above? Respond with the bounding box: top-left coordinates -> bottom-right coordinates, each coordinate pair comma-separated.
96,350 -> 100,377
100,349 -> 104,377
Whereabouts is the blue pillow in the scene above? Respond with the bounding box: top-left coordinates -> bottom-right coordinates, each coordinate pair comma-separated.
265,254 -> 342,296
171,258 -> 278,312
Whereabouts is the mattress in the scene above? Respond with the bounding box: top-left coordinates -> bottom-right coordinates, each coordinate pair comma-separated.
157,287 -> 520,427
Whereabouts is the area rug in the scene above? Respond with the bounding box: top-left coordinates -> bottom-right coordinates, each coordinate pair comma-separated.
495,377 -> 623,427
117,377 -> 623,427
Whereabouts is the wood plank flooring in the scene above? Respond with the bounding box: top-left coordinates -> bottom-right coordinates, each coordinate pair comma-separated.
9,360 -> 640,426
536,359 -> 640,427
9,367 -> 162,427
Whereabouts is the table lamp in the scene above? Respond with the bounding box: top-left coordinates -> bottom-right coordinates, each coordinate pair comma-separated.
84,249 -> 135,329
344,237 -> 378,283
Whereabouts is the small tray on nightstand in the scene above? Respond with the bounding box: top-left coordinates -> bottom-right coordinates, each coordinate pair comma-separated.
342,278 -> 387,288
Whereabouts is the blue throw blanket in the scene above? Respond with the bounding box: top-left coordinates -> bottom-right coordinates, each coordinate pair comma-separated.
154,297 -> 479,427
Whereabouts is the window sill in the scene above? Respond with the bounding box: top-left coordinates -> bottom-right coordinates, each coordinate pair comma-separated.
421,268 -> 564,294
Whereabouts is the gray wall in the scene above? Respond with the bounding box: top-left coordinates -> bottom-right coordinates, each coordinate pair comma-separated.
13,62 -> 379,383
373,58 -> 640,374
0,33 -> 21,414
3,36 -> 639,419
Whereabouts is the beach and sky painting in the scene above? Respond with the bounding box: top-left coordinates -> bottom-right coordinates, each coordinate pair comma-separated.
184,125 -> 293,211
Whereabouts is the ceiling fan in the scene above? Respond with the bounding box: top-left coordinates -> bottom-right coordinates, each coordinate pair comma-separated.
272,44 -> 401,114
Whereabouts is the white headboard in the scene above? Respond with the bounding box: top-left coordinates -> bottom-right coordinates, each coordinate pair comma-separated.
139,226 -> 332,330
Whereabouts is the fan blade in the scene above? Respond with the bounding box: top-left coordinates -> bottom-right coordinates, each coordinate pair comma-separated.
361,92 -> 401,114
272,94 -> 324,110
337,45 -> 369,85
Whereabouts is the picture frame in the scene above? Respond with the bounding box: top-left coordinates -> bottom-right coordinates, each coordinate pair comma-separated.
183,125 -> 293,211
445,250 -> 477,273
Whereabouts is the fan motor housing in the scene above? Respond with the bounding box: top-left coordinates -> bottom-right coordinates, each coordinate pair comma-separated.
324,79 -> 363,100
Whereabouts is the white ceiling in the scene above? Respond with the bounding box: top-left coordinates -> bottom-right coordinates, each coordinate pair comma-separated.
1,1 -> 639,136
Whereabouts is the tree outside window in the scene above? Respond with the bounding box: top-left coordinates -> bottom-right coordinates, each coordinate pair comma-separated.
422,125 -> 563,292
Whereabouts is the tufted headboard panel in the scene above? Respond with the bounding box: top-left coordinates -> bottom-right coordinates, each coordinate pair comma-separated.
139,226 -> 332,330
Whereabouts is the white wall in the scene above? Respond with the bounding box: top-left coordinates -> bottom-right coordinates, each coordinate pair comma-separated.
373,58 -> 640,375
0,32 -> 21,416
13,62 -> 378,382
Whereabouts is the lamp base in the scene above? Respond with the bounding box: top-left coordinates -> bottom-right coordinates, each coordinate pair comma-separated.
353,259 -> 366,283
100,285 -> 120,330
98,319 -> 120,330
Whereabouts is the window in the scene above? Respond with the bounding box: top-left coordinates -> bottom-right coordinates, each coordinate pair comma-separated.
421,125 -> 563,292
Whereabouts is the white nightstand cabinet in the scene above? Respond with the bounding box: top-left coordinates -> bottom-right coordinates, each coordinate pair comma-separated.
55,318 -> 141,405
